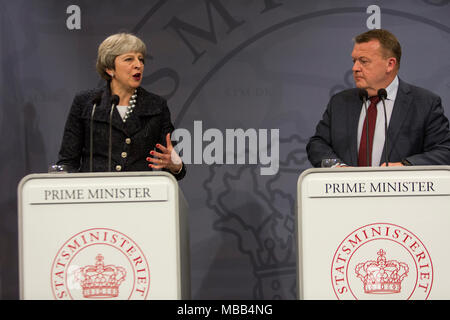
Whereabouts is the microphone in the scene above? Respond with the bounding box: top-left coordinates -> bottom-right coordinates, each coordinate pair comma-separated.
377,88 -> 389,167
358,89 -> 370,166
358,88 -> 369,102
108,95 -> 120,172
89,92 -> 102,172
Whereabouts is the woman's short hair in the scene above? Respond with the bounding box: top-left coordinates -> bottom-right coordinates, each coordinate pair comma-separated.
96,33 -> 147,80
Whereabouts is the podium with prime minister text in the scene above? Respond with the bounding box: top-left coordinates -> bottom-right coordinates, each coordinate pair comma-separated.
297,166 -> 450,300
18,171 -> 190,300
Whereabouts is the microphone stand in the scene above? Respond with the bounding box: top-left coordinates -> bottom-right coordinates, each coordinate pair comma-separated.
363,96 -> 369,166
89,93 -> 102,172
378,89 -> 389,167
89,102 -> 97,172
382,101 -> 389,167
108,96 -> 119,172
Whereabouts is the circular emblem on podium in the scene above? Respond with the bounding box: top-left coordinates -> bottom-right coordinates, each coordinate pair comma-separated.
331,223 -> 433,300
51,228 -> 150,300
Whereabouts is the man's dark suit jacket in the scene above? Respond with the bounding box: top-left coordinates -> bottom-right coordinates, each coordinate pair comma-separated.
307,79 -> 450,167
57,84 -> 186,180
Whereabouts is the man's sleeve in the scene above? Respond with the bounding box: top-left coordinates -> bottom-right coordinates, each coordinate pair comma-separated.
306,99 -> 343,168
405,96 -> 450,165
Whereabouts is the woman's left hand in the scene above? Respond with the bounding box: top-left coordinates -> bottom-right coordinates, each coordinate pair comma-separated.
146,133 -> 183,173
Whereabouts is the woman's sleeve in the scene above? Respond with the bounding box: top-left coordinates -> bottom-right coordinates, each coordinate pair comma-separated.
160,100 -> 186,180
56,94 -> 85,172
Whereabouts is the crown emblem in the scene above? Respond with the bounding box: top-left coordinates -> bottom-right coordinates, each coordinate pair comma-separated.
355,249 -> 409,294
74,254 -> 126,298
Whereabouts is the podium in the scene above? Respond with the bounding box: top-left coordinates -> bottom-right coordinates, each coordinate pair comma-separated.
296,166 -> 450,300
18,171 -> 190,300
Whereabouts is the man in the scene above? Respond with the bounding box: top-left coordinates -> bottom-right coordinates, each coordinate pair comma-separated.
306,29 -> 450,167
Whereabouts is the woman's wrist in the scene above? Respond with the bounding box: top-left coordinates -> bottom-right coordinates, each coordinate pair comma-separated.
170,163 -> 183,175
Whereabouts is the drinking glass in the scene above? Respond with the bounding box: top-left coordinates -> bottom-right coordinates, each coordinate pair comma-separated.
321,159 -> 339,168
48,164 -> 69,173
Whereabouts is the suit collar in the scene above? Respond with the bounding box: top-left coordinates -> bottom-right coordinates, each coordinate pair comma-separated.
348,90 -> 363,166
385,75 -> 399,101
94,84 -> 163,136
346,78 -> 411,165
381,78 -> 412,160
94,84 -> 127,133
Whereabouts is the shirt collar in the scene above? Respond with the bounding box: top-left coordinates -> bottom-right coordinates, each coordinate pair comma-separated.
385,75 -> 399,101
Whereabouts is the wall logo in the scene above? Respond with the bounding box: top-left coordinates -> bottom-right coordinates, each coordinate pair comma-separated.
331,223 -> 433,300
125,0 -> 449,299
173,121 -> 279,176
51,228 -> 150,300
204,135 -> 308,299
366,5 -> 381,29
66,5 -> 81,30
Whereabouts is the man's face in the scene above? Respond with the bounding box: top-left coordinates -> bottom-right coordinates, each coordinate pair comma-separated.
351,40 -> 396,96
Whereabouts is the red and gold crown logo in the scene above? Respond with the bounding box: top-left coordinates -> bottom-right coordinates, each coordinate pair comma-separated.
74,254 -> 126,298
355,249 -> 409,294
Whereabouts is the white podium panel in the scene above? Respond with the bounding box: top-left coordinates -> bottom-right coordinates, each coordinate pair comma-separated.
297,166 -> 450,300
18,171 -> 190,300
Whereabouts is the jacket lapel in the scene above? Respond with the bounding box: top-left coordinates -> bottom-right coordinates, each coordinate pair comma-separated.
381,79 -> 412,161
128,88 -> 164,136
348,92 -> 363,166
94,86 -> 127,134
93,86 -> 164,137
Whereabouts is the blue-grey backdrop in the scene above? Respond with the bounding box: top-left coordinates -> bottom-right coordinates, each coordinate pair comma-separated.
1,0 -> 449,299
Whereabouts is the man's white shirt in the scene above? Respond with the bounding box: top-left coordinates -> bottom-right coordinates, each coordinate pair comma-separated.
357,76 -> 399,166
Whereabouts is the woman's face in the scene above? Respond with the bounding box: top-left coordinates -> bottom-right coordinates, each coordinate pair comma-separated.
108,51 -> 144,90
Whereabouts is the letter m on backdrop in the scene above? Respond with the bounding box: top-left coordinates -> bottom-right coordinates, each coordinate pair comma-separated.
164,0 -> 245,64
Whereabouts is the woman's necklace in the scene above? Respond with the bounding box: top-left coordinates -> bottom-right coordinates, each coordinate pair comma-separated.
123,89 -> 137,123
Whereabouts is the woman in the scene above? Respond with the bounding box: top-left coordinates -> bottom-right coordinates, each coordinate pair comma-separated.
57,33 -> 185,180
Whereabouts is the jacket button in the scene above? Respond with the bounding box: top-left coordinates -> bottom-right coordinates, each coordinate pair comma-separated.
115,165 -> 122,171
121,152 -> 127,158
125,138 -> 131,145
